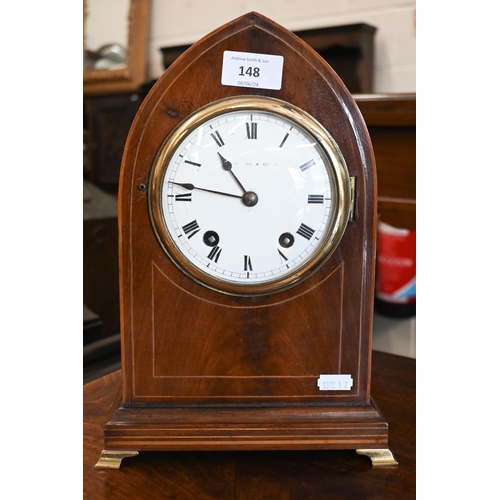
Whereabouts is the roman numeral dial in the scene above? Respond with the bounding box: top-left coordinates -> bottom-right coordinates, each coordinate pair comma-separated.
296,223 -> 315,240
244,255 -> 253,271
246,122 -> 257,139
182,220 -> 200,239
149,96 -> 351,295
211,131 -> 224,147
175,193 -> 192,202
207,246 -> 222,263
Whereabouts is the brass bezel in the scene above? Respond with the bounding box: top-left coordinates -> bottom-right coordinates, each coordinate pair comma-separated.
149,96 -> 351,296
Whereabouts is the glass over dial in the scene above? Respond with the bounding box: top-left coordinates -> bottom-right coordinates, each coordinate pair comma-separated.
149,96 -> 351,295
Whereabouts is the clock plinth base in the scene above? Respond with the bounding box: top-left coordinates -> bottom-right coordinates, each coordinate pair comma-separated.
99,397 -> 396,467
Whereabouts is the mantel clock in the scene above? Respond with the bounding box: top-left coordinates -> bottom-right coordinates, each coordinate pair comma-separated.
95,12 -> 397,470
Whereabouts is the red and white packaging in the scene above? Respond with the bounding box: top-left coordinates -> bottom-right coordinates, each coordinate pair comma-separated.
375,221 -> 416,304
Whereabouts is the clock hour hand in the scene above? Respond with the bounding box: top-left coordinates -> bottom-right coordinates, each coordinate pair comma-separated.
169,181 -> 243,200
217,153 -> 248,194
217,153 -> 258,207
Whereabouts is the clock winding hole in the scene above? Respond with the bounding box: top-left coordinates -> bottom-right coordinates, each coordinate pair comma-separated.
279,232 -> 295,248
203,231 -> 220,247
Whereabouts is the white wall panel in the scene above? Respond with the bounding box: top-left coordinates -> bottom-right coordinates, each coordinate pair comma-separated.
147,1 -> 416,92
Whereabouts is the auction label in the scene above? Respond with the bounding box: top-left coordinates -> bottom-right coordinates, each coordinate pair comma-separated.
221,50 -> 284,90
317,374 -> 353,391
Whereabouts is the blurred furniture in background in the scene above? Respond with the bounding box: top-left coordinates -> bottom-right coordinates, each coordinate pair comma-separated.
355,93 -> 416,231
83,0 -> 151,95
83,181 -> 121,382
83,85 -> 151,194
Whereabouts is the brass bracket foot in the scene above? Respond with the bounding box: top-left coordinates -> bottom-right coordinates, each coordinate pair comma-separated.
356,448 -> 398,467
95,450 -> 139,469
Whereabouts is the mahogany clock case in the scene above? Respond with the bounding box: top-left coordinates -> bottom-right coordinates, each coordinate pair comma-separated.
105,12 -> 385,453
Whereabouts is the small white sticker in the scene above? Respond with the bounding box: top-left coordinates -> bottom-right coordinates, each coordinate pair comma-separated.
221,50 -> 284,90
317,374 -> 353,391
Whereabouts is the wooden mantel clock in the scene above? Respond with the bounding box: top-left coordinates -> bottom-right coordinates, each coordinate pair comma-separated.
96,12 -> 398,469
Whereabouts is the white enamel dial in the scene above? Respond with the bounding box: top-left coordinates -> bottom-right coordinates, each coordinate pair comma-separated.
149,96 -> 351,295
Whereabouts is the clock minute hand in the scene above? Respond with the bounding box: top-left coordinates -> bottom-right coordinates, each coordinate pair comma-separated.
169,181 -> 243,200
217,153 -> 248,194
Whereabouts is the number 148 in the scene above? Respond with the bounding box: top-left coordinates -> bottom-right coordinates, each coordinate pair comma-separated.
239,66 -> 260,77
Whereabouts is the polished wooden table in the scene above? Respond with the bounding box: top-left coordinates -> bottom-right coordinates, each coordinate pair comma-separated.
84,350 -> 415,499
